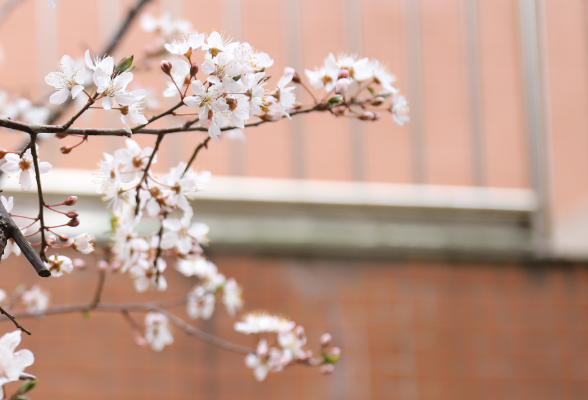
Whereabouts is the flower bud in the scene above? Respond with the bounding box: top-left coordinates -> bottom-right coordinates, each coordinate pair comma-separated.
329,347 -> 341,357
64,196 -> 78,206
57,233 -> 68,242
97,260 -> 109,270
160,60 -> 173,76
335,78 -> 350,95
67,218 -> 80,227
190,62 -> 199,77
371,97 -> 384,106
55,133 -> 68,139
359,111 -> 374,121
60,145 -> 72,154
47,234 -> 56,245
284,67 -> 301,83
0,148 -> 7,159
372,112 -> 381,121
65,210 -> 79,219
294,325 -> 305,338
338,69 -> 350,79
321,333 -> 332,347
73,258 -> 86,269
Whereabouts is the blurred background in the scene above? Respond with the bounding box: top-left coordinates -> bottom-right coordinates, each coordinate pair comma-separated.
1,0 -> 588,399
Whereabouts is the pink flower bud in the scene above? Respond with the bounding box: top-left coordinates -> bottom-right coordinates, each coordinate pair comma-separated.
60,145 -> 72,154
371,97 -> 384,106
335,78 -> 350,95
284,67 -> 301,83
372,112 -> 381,121
321,333 -> 332,347
68,218 -> 80,227
65,210 -> 79,218
46,234 -> 56,245
64,196 -> 78,206
190,62 -> 199,77
73,258 -> 86,269
294,325 -> 305,338
359,111 -> 374,121
329,347 -> 341,357
338,69 -> 350,79
57,233 -> 68,242
110,260 -> 122,272
97,260 -> 109,270
161,60 -> 173,75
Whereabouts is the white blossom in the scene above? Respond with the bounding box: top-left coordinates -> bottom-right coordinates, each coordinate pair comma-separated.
144,312 -> 173,351
234,313 -> 295,335
47,254 -> 73,277
165,32 -> 206,56
0,145 -> 51,191
223,278 -> 243,316
21,285 -> 49,314
163,59 -> 190,97
392,94 -> 410,126
45,54 -> 86,104
93,69 -> 137,110
305,53 -> 339,90
245,339 -> 285,381
85,50 -> 114,74
183,81 -> 229,140
187,286 -> 215,320
0,331 -> 34,399
72,233 -> 94,254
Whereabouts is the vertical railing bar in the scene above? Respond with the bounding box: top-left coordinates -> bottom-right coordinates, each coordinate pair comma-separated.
222,0 -> 246,176
464,0 -> 485,186
403,0 -> 427,184
344,0 -> 365,181
518,0 -> 553,258
281,0 -> 305,179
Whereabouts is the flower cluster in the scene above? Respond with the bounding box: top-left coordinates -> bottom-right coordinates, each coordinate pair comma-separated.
45,51 -> 147,132
161,31 -> 296,140
235,312 -> 339,381
96,139 -> 242,318
144,312 -> 174,352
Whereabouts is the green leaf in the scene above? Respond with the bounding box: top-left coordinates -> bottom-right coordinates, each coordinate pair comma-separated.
14,396 -> 31,400
327,95 -> 343,105
82,309 -> 91,319
367,87 -> 375,97
321,352 -> 340,364
16,379 -> 37,395
115,55 -> 134,74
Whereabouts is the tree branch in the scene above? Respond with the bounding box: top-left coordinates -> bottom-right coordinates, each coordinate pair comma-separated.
0,297 -> 254,354
0,193 -> 50,277
0,305 -> 30,335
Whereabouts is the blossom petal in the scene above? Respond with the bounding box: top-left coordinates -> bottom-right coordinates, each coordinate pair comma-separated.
19,170 -> 31,191
38,161 -> 52,174
49,88 -> 70,105
102,96 -> 112,110
70,85 -> 84,99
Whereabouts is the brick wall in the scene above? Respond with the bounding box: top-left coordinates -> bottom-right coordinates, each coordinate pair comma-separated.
0,253 -> 586,400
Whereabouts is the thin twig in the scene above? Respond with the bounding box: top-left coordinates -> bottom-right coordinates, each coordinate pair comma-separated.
0,298 -> 254,354
134,133 -> 164,215
0,305 -> 30,335
29,134 -> 48,262
89,269 -> 106,308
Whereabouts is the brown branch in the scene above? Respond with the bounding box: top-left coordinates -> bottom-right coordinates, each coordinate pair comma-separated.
0,105 -> 322,137
29,134 -> 48,262
89,269 -> 106,308
184,136 -> 211,175
134,133 -> 164,215
158,309 -> 252,355
0,305 -> 30,335
0,297 -> 254,354
0,193 -> 50,277
131,101 -> 184,132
